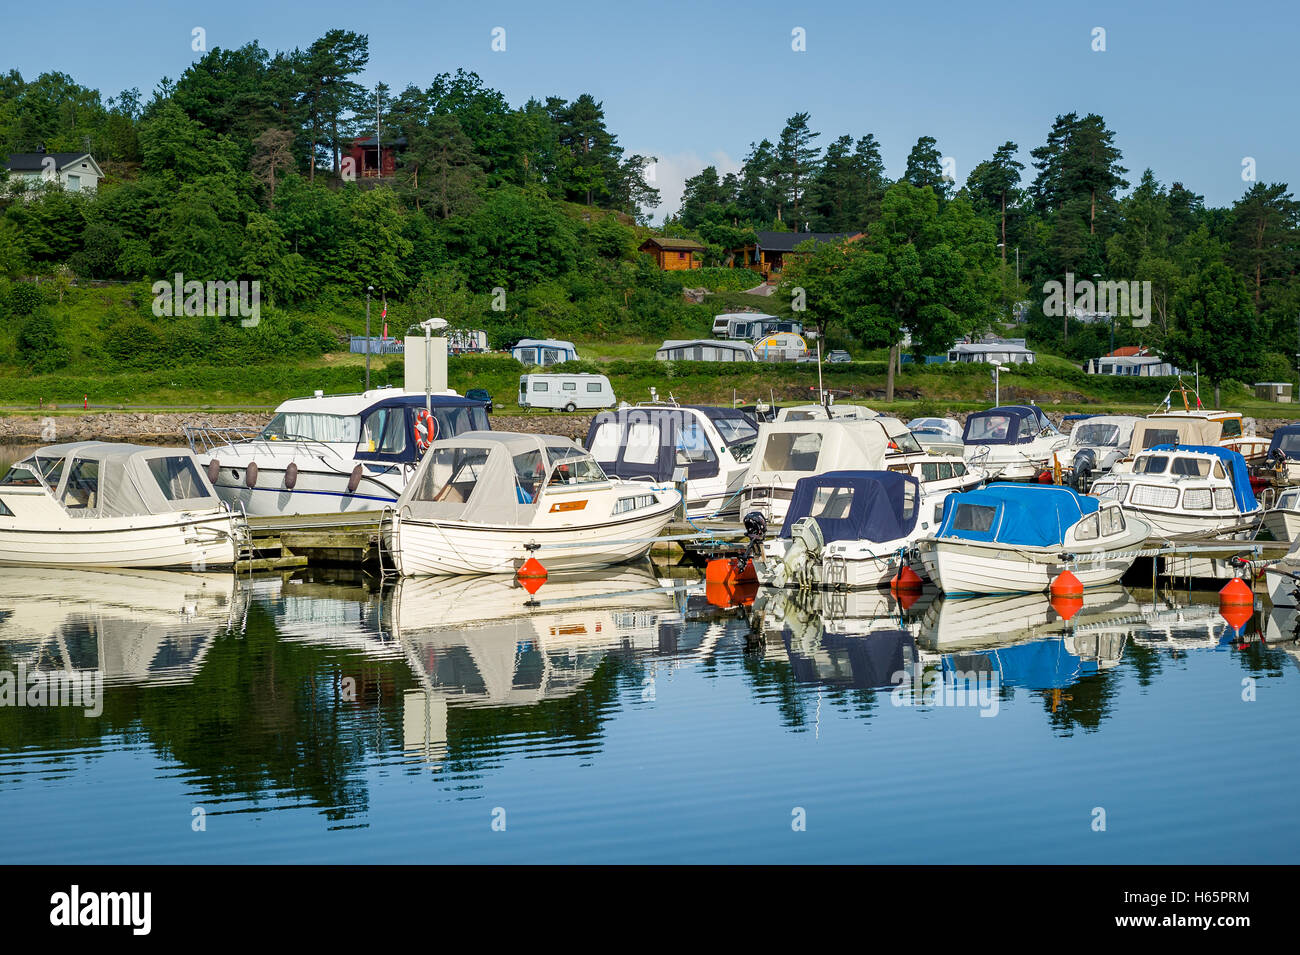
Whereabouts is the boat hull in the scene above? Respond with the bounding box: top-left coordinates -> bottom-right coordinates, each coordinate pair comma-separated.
1264,508 -> 1300,543
0,511 -> 240,570
1119,505 -> 1257,539
209,463 -> 405,517
918,538 -> 1138,595
385,502 -> 679,576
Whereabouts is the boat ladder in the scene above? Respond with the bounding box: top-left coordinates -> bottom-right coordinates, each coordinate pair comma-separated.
824,553 -> 848,591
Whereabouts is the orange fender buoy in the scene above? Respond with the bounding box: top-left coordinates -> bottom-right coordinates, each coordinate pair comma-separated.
518,556 -> 548,579
890,565 -> 923,592
1050,570 -> 1083,598
705,557 -> 757,585
1219,577 -> 1253,606
1051,594 -> 1084,622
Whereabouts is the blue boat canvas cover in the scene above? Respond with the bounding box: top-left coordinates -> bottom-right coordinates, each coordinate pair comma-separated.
936,483 -> 1099,547
779,470 -> 920,543
1147,444 -> 1258,512
1267,424 -> 1300,459
962,405 -> 1054,445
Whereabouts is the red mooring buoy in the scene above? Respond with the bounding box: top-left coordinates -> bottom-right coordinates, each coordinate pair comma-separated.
1219,576 -> 1253,606
1050,570 -> 1083,599
890,565 -> 923,592
705,557 -> 757,585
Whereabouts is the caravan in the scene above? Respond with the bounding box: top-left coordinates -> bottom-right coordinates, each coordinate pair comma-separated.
519,373 -> 616,412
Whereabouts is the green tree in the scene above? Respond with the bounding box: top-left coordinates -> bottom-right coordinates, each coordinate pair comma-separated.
903,135 -> 949,199
1163,263 -> 1259,405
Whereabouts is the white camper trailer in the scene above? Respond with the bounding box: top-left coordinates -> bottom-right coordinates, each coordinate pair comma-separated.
519,373 -> 616,412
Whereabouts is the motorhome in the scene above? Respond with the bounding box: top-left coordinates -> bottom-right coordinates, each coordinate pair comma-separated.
753,332 -> 808,362
519,373 -> 616,412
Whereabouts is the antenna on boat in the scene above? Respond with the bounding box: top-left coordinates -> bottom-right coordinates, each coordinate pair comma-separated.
816,340 -> 826,413
418,318 -> 448,415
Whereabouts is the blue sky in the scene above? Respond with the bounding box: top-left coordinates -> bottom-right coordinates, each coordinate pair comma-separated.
3,0 -> 1294,220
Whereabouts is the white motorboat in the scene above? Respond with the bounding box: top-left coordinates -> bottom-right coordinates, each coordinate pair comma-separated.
874,416 -> 985,495
1060,414 -> 1142,489
585,403 -> 758,518
187,389 -> 490,518
1252,424 -> 1300,494
906,417 -> 965,456
737,419 -> 892,527
917,483 -> 1149,595
0,442 -> 245,569
757,470 -> 946,589
383,432 -> 681,575
962,405 -> 1068,481
1089,444 -> 1261,538
1263,485 -> 1300,542
1139,409 -> 1266,462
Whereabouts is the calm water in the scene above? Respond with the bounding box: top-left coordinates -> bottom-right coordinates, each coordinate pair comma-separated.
0,564 -> 1297,864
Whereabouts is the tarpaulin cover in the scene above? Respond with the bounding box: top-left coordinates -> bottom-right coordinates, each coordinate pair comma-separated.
585,407 -> 736,482
936,482 -> 1099,547
1147,444 -> 1258,512
962,405 -> 1054,445
779,469 -> 919,543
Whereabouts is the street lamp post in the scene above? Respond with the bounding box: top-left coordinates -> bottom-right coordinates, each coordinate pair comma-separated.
990,359 -> 1003,405
365,285 -> 374,391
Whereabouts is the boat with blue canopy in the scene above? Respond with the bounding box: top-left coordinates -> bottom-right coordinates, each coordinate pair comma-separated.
962,405 -> 1068,481
917,483 -> 1148,595
757,469 -> 950,589
1088,444 -> 1260,537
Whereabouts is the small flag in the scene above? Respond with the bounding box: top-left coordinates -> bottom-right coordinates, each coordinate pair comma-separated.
382,322 -> 388,340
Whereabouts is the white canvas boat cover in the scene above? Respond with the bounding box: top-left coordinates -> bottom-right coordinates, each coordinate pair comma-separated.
397,432 -> 603,526
9,441 -> 223,518
1068,415 -> 1141,450
743,420 -> 889,487
1129,416 -> 1220,455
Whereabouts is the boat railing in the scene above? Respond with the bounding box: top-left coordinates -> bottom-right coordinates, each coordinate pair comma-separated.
183,425 -> 340,461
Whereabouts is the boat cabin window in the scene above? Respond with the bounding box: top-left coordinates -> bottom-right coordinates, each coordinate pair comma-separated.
953,461 -> 967,476
411,447 -> 490,505
1278,489 -> 1300,510
952,502 -> 997,533
677,421 -> 718,464
1018,417 -> 1036,441
1220,418 -> 1242,439
146,456 -> 207,501
921,462 -> 939,482
1092,483 -> 1126,503
967,414 -> 1013,442
361,407 -> 408,455
1212,461 -> 1225,479
1213,487 -> 1235,510
262,412 -> 360,444
807,486 -> 857,521
1135,455 -> 1168,474
1073,422 -> 1120,447
761,432 -> 822,472
1075,513 -> 1100,541
1102,506 -> 1125,535
513,450 -> 545,501
544,446 -> 607,486
1275,433 -> 1300,457
61,458 -> 100,510
1141,428 -> 1180,449
1183,488 -> 1212,510
0,498 -> 11,516
888,431 -> 923,453
1170,457 -> 1210,477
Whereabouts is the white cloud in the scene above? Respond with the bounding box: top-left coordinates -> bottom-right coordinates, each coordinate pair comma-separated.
636,148 -> 742,224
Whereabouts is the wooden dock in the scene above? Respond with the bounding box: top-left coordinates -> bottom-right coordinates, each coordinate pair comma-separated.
237,512 -> 389,572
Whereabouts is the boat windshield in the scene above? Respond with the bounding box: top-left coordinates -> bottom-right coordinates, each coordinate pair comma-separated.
0,459 -> 43,487
966,413 -> 1034,444
889,431 -> 924,454
360,407 -> 408,455
1072,423 -> 1120,448
712,415 -> 758,446
261,413 -> 361,444
1134,455 -> 1168,474
545,446 -> 608,486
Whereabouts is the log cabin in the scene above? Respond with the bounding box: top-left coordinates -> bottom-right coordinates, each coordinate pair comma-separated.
638,236 -> 704,270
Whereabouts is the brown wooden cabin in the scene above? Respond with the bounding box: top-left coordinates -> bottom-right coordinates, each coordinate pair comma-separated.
346,135 -> 406,179
639,236 -> 704,270
732,230 -> 864,280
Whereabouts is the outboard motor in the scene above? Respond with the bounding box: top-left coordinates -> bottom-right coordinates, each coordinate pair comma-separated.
735,510 -> 768,574
1072,448 -> 1097,490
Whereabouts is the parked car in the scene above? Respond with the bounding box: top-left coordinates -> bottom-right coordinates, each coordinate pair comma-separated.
827,350 -> 852,363
465,388 -> 493,414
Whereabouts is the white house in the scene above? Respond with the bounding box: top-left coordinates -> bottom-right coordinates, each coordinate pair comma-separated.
3,149 -> 104,197
1085,347 -> 1179,377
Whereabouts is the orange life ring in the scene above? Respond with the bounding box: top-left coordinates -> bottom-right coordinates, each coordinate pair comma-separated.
413,409 -> 437,451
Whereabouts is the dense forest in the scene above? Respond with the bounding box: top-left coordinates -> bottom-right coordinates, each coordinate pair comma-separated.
0,27 -> 1297,396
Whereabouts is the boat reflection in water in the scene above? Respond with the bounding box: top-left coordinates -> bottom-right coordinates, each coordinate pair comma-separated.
0,567 -> 242,686
384,564 -> 695,762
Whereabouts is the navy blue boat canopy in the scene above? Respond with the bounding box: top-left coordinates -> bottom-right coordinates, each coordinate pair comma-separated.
585,407 -> 734,482
354,394 -> 490,464
936,482 -> 1099,547
962,405 -> 1055,445
1146,444 -> 1258,512
1267,424 -> 1300,459
780,469 -> 920,543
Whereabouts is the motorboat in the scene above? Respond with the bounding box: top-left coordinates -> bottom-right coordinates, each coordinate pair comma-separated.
757,470 -> 945,589
383,432 -> 681,575
1089,444 -> 1261,538
737,419 -> 892,527
0,441 -> 246,569
186,389 -> 490,518
906,417 -> 965,455
1263,485 -> 1300,542
917,483 -> 1149,595
584,403 -> 758,518
1264,536 -> 1300,607
1253,423 -> 1300,490
1060,415 -> 1142,489
961,405 -> 1068,481
874,416 -> 985,495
